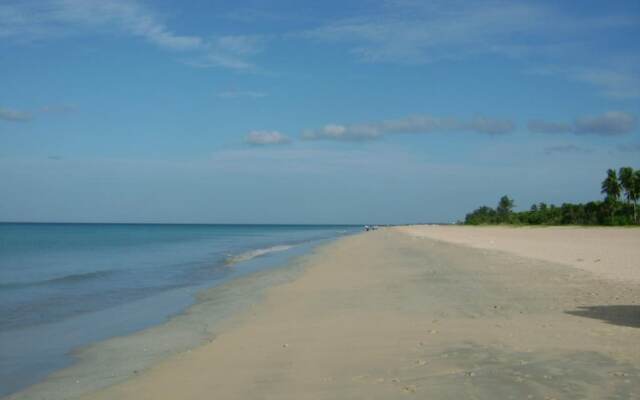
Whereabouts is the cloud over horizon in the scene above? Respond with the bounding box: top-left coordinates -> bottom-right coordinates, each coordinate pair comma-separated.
528,111 -> 637,136
0,107 -> 32,122
302,115 -> 515,141
245,130 -> 291,145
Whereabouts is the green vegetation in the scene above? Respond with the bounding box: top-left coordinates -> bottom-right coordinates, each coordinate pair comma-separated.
464,166 -> 640,226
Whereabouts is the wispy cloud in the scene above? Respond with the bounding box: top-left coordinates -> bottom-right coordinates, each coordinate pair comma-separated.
186,35 -> 266,70
573,68 -> 640,100
0,1 -> 200,49
0,1 -> 261,70
0,104 -> 78,122
575,112 -> 637,136
303,2 -> 634,64
302,115 -> 515,141
543,144 -> 592,155
39,104 -> 76,114
216,90 -> 267,99
223,8 -> 289,24
527,120 -> 572,134
616,143 -> 640,153
245,130 -> 291,145
528,111 -> 637,136
528,65 -> 640,99
53,0 -> 202,51
0,107 -> 32,122
301,1 -> 639,97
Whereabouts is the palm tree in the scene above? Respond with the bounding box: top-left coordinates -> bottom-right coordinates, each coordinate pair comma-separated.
619,167 -> 634,204
633,170 -> 640,224
496,195 -> 514,223
601,169 -> 621,200
601,169 -> 621,223
619,167 -> 637,223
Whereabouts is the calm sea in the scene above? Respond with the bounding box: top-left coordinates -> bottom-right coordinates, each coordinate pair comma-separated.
0,223 -> 357,396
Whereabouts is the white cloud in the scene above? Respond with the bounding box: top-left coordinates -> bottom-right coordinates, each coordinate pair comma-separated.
186,35 -> 266,70
527,120 -> 573,134
63,0 -> 202,51
469,117 -> 516,135
0,1 -> 261,70
0,107 -> 32,122
185,53 -> 254,70
0,0 -> 201,50
302,115 -> 515,141
528,111 -> 637,136
575,111 -> 637,136
245,130 -> 291,145
303,123 -> 381,141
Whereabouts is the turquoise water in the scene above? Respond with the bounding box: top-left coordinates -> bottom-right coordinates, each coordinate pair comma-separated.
0,223 -> 357,396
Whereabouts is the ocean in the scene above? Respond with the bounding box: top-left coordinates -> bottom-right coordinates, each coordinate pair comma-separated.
0,223 -> 357,397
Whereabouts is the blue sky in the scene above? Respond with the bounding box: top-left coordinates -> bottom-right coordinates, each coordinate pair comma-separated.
1,0 -> 639,224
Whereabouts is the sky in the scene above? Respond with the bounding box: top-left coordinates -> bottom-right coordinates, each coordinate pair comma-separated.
1,0 -> 639,224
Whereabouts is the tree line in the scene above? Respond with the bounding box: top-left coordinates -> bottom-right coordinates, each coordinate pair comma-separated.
464,166 -> 640,226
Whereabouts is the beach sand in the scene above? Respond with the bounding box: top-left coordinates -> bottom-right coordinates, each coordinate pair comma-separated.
396,225 -> 640,283
64,226 -> 640,400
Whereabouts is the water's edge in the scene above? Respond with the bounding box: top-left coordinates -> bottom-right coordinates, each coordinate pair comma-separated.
5,235 -> 348,400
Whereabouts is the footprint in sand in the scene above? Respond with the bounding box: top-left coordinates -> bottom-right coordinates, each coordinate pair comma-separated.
402,385 -> 417,394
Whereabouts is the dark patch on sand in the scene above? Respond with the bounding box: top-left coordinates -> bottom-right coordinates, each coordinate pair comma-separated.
566,305 -> 640,328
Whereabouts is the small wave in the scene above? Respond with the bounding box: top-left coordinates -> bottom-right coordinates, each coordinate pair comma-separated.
0,270 -> 115,290
46,270 -> 114,284
225,244 -> 295,266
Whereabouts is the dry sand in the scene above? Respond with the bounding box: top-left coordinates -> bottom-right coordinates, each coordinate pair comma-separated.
72,227 -> 640,400
396,225 -> 640,283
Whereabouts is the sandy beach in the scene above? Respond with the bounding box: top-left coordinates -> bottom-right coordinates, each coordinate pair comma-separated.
45,225 -> 635,400
11,226 -> 639,399
396,225 -> 640,283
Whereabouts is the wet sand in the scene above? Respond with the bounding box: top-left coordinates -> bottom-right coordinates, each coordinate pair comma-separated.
71,227 -> 639,399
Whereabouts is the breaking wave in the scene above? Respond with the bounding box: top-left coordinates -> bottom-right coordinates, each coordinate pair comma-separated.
224,244 -> 295,265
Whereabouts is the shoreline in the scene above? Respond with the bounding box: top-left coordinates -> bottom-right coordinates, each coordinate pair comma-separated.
8,226 -> 639,399
76,227 -> 639,399
4,237 -> 343,400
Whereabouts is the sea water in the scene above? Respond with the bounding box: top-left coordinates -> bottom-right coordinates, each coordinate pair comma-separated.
0,223 -> 357,397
